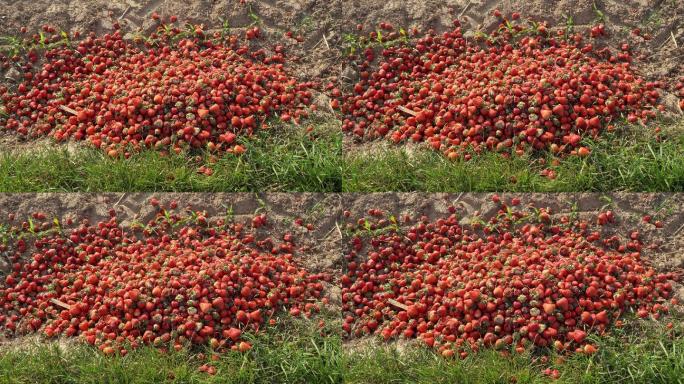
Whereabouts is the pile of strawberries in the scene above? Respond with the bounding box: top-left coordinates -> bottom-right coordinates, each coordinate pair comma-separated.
0,19 -> 314,157
341,16 -> 663,159
0,203 -> 328,356
341,197 -> 675,358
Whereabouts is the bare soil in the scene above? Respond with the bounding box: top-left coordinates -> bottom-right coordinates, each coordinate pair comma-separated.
342,193 -> 684,299
1,192 -> 681,295
0,0 -> 343,81
338,0 -> 684,155
342,0 -> 684,81
0,193 -> 344,292
2,0 -> 683,154
0,192 -> 345,349
3,0 -> 680,99
0,0 -> 345,151
1,192 -> 683,351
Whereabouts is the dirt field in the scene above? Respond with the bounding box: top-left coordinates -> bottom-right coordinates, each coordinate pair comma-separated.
338,0 -> 683,120
2,0 -> 680,95
1,192 -> 683,383
0,193 -> 344,292
0,0 -> 343,81
342,193 -> 684,300
0,0 -> 346,153
342,0 -> 684,81
1,1 -> 683,188
2,192 -> 681,293
337,0 -> 684,166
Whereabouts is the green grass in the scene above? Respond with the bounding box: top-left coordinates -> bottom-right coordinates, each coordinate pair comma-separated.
2,316 -> 681,384
0,120 -> 341,192
2,117 -> 682,193
0,311 -> 343,384
346,318 -> 684,384
343,123 -> 684,192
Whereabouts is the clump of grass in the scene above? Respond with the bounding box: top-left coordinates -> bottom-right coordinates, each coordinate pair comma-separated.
345,317 -> 684,384
0,311 -> 681,383
0,120 -> 342,193
343,121 -> 684,192
0,309 -> 343,384
345,344 -> 543,384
